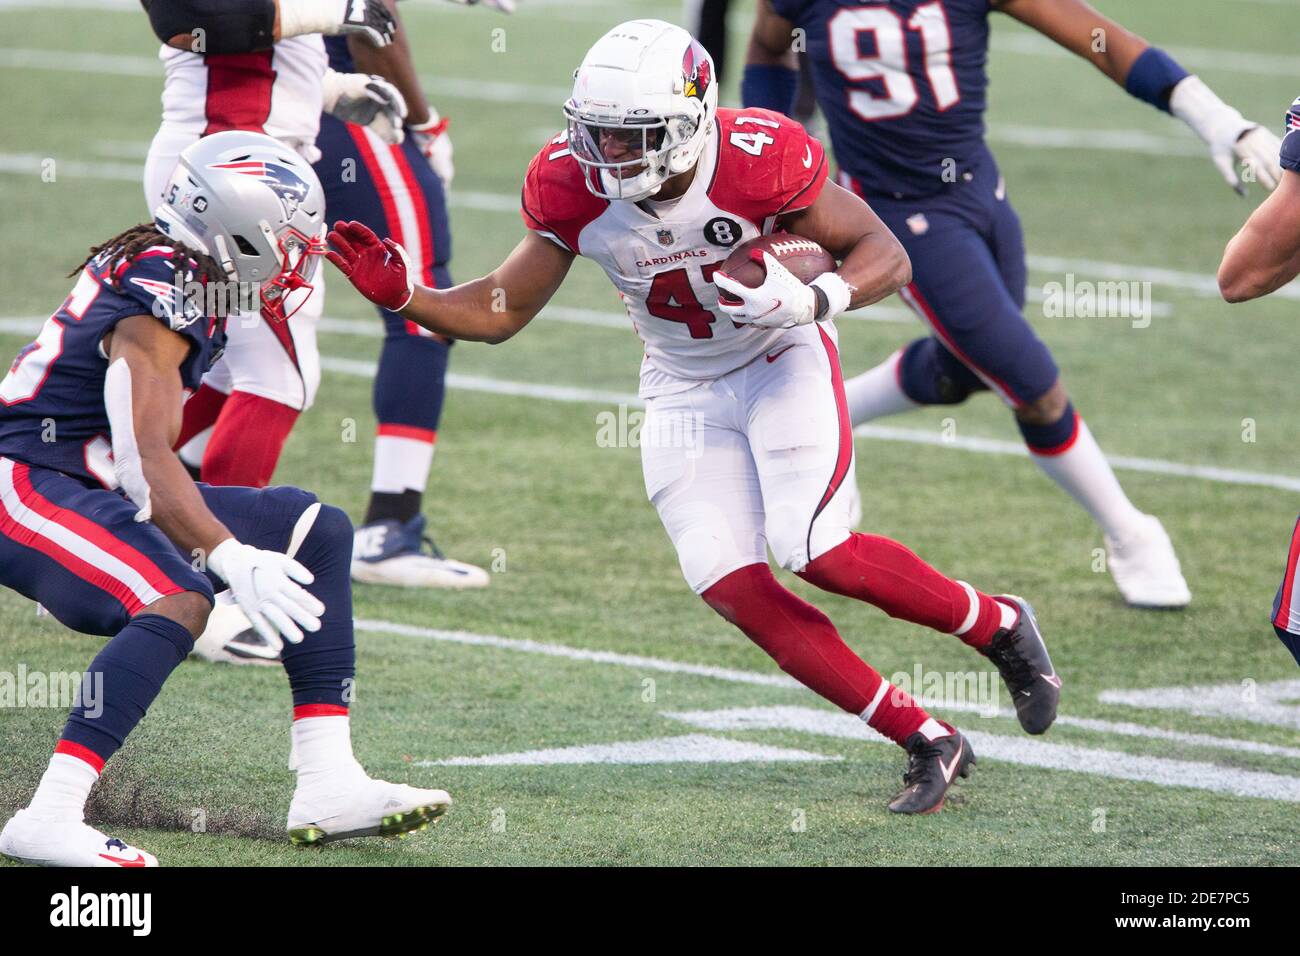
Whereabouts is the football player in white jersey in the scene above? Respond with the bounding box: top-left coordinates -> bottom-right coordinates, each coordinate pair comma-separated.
142,1 -> 408,489
1219,96 -> 1300,668
328,19 -> 1062,815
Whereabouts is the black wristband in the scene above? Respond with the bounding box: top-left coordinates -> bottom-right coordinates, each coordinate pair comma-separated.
812,285 -> 830,322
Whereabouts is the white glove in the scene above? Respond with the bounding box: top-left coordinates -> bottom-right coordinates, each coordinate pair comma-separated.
713,253 -> 852,329
409,113 -> 454,189
1170,76 -> 1283,194
278,0 -> 397,46
321,69 -> 408,145
207,538 -> 324,648
442,0 -> 517,13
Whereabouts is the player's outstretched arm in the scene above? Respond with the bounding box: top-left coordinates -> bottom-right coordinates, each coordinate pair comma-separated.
104,314 -> 324,645
781,181 -> 912,310
996,0 -> 1281,193
328,221 -> 574,343
1219,171 -> 1300,302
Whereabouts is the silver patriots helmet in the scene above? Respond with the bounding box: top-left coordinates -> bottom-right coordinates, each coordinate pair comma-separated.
153,130 -> 327,322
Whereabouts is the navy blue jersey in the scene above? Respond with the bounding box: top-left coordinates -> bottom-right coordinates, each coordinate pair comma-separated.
1282,96 -> 1300,173
0,246 -> 223,486
773,0 -> 993,198
324,35 -> 354,73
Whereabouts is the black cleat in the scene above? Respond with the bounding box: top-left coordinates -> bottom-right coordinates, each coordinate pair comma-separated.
888,729 -> 975,814
981,595 -> 1060,735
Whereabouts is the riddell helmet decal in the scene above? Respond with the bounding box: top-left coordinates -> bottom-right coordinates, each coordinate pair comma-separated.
682,39 -> 712,103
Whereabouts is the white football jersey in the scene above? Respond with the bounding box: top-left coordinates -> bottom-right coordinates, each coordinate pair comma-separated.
156,36 -> 328,159
522,108 -> 829,396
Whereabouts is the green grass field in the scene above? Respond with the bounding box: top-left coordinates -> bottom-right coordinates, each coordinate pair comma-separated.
1,0 -> 1298,866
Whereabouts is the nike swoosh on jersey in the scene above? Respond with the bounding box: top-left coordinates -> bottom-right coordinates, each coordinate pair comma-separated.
766,344 -> 796,362
802,144 -> 813,169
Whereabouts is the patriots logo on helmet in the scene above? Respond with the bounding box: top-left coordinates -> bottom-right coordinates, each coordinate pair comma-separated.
210,160 -> 311,217
682,39 -> 712,103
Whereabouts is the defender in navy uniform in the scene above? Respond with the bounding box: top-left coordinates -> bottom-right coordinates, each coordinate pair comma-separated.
315,21 -> 490,589
0,131 -> 449,867
1220,97 -> 1300,667
744,0 -> 1283,609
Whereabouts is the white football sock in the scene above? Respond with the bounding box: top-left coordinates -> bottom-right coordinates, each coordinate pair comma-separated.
1030,419 -> 1145,540
26,753 -> 98,821
370,430 -> 435,496
844,350 -> 920,427
290,715 -> 363,779
918,718 -> 951,742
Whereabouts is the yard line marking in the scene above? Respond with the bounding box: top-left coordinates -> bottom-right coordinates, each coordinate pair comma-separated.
663,706 -> 1300,802
901,696 -> 1300,760
360,618 -> 1300,765
0,316 -> 1292,493
419,734 -> 839,767
354,618 -> 801,688
1100,678 -> 1300,731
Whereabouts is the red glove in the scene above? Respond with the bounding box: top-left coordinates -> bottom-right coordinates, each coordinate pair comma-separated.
326,220 -> 415,312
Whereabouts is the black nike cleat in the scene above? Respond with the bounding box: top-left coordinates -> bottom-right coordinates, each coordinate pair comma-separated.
981,595 -> 1061,735
887,729 -> 975,815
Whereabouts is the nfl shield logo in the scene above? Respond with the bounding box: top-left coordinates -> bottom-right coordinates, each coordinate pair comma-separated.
656,228 -> 674,247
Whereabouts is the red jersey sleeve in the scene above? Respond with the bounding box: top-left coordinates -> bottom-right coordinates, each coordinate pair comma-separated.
520,133 -> 609,254
707,107 -> 829,228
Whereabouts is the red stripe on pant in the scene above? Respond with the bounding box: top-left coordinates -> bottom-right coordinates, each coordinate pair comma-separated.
702,564 -> 929,744
0,461 -> 183,614
808,325 -> 854,558
899,282 -> 1023,407
202,51 -> 275,135
1274,519 -> 1300,629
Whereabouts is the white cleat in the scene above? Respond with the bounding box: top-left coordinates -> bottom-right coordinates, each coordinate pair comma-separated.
351,516 -> 490,589
0,809 -> 158,867
287,774 -> 452,846
1105,514 -> 1191,609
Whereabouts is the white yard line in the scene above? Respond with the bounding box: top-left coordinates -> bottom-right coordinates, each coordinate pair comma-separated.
356,617 -> 1299,797
663,706 -> 1300,803
420,734 -> 839,767
354,618 -> 801,688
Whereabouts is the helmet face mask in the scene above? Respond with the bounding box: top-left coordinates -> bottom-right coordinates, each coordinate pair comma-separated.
564,21 -> 718,203
564,106 -> 690,201
153,130 -> 328,324
259,225 -> 327,323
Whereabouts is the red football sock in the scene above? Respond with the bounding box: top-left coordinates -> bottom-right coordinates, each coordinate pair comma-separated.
798,533 -> 1006,650
201,391 -> 300,487
174,383 -> 229,451
702,564 -> 930,744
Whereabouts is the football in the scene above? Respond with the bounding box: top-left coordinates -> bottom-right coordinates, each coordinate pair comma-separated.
715,232 -> 837,304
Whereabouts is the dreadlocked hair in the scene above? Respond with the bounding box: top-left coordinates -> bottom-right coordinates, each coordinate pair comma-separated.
69,222 -> 225,288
